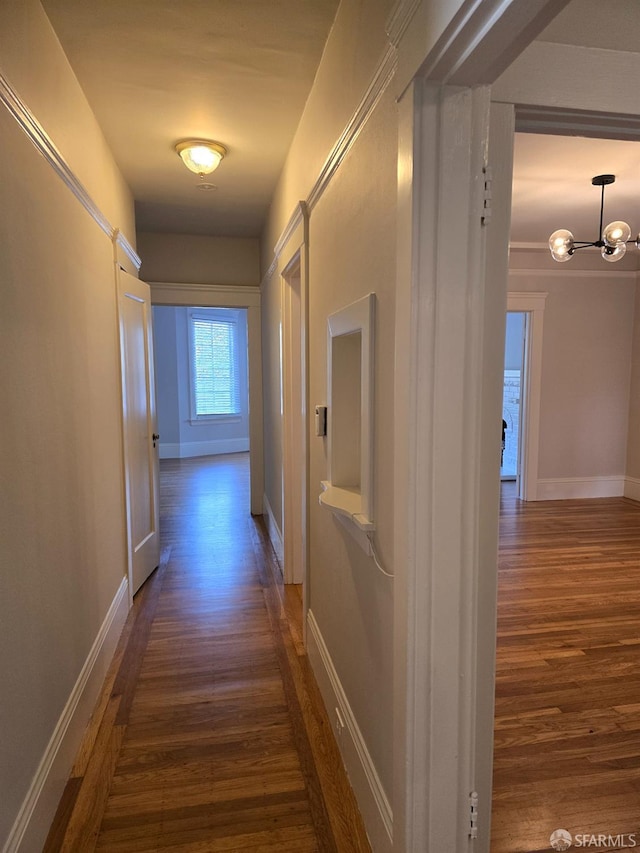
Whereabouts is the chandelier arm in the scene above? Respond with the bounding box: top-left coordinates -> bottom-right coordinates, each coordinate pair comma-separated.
598,182 -> 605,240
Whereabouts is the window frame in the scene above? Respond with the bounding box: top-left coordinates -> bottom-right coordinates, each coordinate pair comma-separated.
187,307 -> 243,424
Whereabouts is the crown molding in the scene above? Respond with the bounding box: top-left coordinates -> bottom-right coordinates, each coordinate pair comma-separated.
509,267 -> 638,279
273,200 -> 308,260
386,0 -> 421,47
307,44 -> 397,214
515,104 -> 640,141
0,68 -> 137,255
113,229 -> 142,271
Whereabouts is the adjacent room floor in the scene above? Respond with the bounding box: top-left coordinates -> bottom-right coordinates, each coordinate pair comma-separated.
45,454 -> 370,852
492,484 -> 640,852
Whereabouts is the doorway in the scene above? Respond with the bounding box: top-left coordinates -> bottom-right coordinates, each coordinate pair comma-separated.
501,312 -> 526,485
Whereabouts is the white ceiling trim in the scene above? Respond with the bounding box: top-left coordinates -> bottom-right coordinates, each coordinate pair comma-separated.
0,67 -> 141,270
306,44 -> 397,214
149,282 -> 260,307
419,0 -> 569,85
386,0 -> 421,47
509,267 -> 638,279
265,42 -> 397,284
516,105 -> 640,141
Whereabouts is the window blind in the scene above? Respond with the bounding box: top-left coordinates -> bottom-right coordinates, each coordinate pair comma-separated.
191,317 -> 240,416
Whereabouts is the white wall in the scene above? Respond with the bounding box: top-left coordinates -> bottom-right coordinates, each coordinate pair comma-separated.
260,0 -> 397,844
152,306 -> 250,459
509,255 -> 635,486
0,2 -> 134,848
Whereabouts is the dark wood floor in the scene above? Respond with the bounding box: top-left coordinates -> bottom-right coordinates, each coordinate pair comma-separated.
492,484 -> 640,853
45,454 -> 370,852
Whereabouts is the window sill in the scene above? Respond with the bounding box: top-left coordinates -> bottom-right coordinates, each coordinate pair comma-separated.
189,415 -> 242,426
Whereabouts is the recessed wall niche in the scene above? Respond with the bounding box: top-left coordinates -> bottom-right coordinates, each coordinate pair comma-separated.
320,293 -> 375,551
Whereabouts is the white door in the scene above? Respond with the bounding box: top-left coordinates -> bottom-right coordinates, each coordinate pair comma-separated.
118,268 -> 160,595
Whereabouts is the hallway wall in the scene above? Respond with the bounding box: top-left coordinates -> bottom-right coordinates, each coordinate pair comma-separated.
260,0 -> 397,845
508,251 -> 635,495
0,2 -> 135,848
138,232 -> 260,286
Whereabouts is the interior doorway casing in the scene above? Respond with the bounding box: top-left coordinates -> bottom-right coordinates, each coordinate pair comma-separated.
149,282 -> 264,516
267,201 -> 310,635
281,253 -> 307,587
505,292 -> 547,501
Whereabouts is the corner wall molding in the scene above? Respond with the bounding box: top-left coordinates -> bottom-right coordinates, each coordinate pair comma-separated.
386,0 -> 421,46
273,201 -> 308,261
3,577 -> 129,853
536,475 -> 625,501
113,229 -> 142,272
266,41 -> 398,279
307,610 -> 393,851
262,493 -> 284,567
306,45 -> 397,214
0,69 -> 134,257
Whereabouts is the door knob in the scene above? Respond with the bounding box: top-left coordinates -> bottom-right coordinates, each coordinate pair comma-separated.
152,433 -> 160,447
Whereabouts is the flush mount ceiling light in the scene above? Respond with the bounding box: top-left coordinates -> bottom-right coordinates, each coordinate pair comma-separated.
549,174 -> 639,264
175,140 -> 226,176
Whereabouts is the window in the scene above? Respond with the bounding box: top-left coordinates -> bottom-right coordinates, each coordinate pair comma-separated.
189,309 -> 241,419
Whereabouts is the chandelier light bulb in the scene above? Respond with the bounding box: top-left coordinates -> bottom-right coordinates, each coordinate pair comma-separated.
602,220 -> 631,247
601,241 -> 627,263
549,229 -> 574,262
175,140 -> 226,175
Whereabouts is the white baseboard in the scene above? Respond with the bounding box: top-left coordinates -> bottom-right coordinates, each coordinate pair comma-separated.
3,577 -> 129,853
536,476 -> 625,501
159,438 -> 249,459
624,476 -> 640,502
262,493 -> 284,567
306,610 -> 392,853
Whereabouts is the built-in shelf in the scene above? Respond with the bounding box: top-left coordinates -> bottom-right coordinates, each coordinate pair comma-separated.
320,293 -> 375,553
319,481 -> 375,531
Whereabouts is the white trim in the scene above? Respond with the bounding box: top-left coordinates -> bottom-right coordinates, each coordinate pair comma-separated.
262,493 -> 284,568
386,0 -> 421,46
159,438 -> 249,459
417,0 -> 565,86
0,69 -> 140,265
273,201 -> 307,261
536,476 -> 624,501
510,267 -> 638,279
515,104 -> 640,141
624,477 -> 640,502
306,610 -> 393,853
113,229 -> 142,272
3,577 -> 129,853
509,242 -> 547,251
307,46 -> 397,214
149,282 -> 261,306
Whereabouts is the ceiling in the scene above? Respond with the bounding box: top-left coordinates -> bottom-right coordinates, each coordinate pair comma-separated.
511,0 -> 640,247
41,0 -> 339,237
40,0 -> 640,245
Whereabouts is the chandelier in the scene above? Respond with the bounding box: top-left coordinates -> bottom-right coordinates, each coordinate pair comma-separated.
549,174 -> 638,263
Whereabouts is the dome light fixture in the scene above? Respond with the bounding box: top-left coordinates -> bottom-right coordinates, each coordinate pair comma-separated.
549,174 -> 639,263
175,140 -> 226,176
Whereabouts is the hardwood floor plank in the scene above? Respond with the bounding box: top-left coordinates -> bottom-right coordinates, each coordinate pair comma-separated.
492,487 -> 640,853
47,454 -> 368,853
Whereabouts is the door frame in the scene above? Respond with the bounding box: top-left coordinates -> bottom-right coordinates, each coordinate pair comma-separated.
281,252 -> 308,587
506,292 -> 547,501
149,282 -> 263,516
